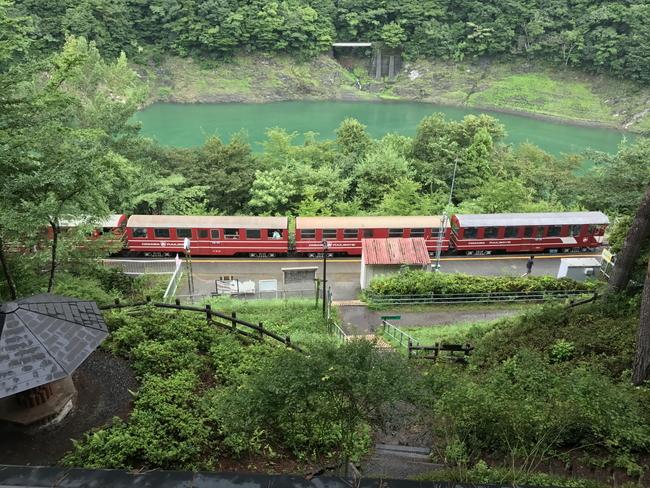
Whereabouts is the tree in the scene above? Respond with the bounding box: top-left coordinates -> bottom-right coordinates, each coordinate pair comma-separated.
354,145 -> 411,210
632,255 -> 650,386
606,182 -> 650,295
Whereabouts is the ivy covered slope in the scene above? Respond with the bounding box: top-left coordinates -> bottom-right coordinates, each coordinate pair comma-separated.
61,298 -> 412,472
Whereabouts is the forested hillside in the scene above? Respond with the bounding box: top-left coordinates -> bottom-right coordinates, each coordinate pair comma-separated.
8,0 -> 650,81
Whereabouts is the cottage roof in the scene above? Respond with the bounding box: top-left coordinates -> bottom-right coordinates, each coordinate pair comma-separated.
362,238 -> 431,265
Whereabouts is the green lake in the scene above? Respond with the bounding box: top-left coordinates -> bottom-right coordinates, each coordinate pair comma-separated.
132,101 -> 636,157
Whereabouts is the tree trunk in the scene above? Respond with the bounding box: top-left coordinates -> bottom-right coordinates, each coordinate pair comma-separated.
0,236 -> 18,300
632,257 -> 650,385
47,221 -> 58,293
606,182 -> 650,295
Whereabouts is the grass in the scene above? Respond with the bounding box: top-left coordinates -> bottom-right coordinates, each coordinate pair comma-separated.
468,73 -> 611,121
366,301 -> 539,312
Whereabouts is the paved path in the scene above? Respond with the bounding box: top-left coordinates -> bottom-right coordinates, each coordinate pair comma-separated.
338,307 -> 520,334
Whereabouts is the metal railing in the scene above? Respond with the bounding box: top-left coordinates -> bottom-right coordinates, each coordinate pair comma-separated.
101,259 -> 177,275
369,289 -> 592,306
381,320 -> 419,350
163,265 -> 184,303
326,288 -> 349,343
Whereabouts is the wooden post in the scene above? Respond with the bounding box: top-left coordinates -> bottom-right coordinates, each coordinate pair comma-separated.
408,340 -> 412,359
114,298 -> 120,306
206,304 -> 211,322
435,342 -> 440,359
286,336 -> 291,347
259,322 -> 264,340
231,311 -> 237,330
146,295 -> 151,302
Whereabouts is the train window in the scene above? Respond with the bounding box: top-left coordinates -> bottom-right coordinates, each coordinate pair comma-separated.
463,227 -> 478,239
268,229 -> 282,239
451,220 -> 459,231
198,230 -> 208,238
176,229 -> 192,238
536,227 -> 545,238
323,229 -> 337,239
132,228 -> 147,238
547,225 -> 562,237
246,229 -> 261,239
504,226 -> 520,238
484,227 -> 499,239
588,224 -> 603,234
344,229 -> 358,239
410,228 -> 425,238
388,229 -> 404,238
363,230 -> 374,238
431,229 -> 439,238
154,228 -> 170,238
568,224 -> 582,237
210,230 -> 220,239
301,229 -> 316,239
224,229 -> 239,239
524,227 -> 534,238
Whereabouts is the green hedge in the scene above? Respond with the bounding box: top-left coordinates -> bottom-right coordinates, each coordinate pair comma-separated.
368,270 -> 602,296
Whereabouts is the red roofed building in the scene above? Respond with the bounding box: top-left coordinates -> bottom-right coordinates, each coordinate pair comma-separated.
361,238 -> 432,289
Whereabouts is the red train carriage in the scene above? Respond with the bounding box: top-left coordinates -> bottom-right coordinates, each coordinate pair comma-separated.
450,212 -> 609,255
295,216 -> 451,257
125,215 -> 288,257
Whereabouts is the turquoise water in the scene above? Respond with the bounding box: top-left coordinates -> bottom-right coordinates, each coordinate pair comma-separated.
132,101 -> 636,157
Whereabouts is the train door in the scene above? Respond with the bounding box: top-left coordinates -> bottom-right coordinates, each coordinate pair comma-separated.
520,226 -> 545,252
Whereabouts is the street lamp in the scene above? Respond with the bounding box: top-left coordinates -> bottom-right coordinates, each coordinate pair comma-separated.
322,239 -> 328,318
434,157 -> 459,271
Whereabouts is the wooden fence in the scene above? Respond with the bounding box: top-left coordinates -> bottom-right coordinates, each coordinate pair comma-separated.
99,297 -> 306,353
407,341 -> 474,360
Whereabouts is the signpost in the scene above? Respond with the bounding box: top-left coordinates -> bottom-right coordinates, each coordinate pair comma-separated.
380,315 -> 401,321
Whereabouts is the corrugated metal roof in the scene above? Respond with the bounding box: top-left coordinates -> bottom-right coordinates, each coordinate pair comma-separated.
362,238 -> 430,265
455,212 -> 609,227
127,215 -> 288,229
297,216 -> 446,229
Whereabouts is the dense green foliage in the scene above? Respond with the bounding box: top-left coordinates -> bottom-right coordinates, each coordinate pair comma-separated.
9,0 -> 650,83
62,299 -> 412,470
368,269 -> 601,296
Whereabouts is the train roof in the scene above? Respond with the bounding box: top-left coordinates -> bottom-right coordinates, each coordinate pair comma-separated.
296,216 -> 448,229
127,215 -> 288,229
453,212 -> 610,227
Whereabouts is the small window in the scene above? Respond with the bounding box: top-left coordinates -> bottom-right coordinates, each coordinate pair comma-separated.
301,229 -> 316,240
268,229 -> 282,239
524,227 -> 534,238
484,227 -> 499,239
568,224 -> 582,237
451,220 -> 459,231
154,228 -> 170,238
132,228 -> 147,238
547,225 -> 562,237
224,229 -> 239,239
210,229 -> 220,239
504,226 -> 520,238
363,230 -> 374,238
177,228 -> 192,238
322,229 -> 337,239
388,228 -> 404,238
463,227 -> 478,239
246,229 -> 261,239
410,228 -> 426,238
536,227 -> 545,238
588,224 -> 596,235
198,230 -> 208,239
430,229 -> 440,238
344,229 -> 358,239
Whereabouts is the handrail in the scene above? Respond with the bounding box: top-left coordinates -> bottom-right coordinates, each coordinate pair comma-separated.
381,320 -> 419,350
99,298 -> 305,353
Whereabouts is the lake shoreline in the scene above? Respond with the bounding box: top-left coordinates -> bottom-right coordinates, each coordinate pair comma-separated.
135,54 -> 650,137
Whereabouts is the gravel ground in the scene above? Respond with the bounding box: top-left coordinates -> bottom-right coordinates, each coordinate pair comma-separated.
0,350 -> 139,467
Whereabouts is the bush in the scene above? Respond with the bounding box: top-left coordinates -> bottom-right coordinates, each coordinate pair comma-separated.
368,269 -> 601,296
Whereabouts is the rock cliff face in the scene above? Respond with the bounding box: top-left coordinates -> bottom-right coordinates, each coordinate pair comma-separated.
135,54 -> 650,133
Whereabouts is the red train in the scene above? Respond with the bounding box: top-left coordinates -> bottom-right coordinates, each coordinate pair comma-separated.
42,211 -> 609,257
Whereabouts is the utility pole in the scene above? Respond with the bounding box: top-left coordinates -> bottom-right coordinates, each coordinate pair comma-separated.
434,157 -> 459,271
322,239 -> 328,318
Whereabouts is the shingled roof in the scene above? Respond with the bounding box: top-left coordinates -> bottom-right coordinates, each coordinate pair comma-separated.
0,293 -> 109,399
362,238 -> 431,265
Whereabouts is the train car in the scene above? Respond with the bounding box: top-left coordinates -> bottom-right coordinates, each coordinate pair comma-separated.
295,216 -> 451,257
125,215 -> 288,257
450,212 -> 609,255
47,214 -> 128,252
